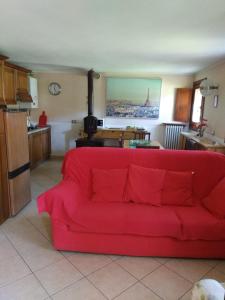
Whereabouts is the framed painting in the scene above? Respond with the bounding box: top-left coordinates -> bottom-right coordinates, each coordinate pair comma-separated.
106,77 -> 162,119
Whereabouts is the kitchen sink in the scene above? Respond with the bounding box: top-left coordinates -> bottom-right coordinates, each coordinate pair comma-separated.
197,137 -> 220,146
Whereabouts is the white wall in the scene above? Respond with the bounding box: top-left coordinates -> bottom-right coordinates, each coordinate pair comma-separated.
31,72 -> 193,156
195,60 -> 225,140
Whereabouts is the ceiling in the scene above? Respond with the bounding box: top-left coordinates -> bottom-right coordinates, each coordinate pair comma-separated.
1,0 -> 225,74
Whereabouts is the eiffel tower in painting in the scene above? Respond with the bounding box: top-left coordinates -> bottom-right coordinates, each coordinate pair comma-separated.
144,88 -> 151,106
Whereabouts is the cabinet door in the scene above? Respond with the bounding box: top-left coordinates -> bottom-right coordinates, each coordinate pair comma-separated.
4,66 -> 16,104
41,129 -> 51,160
16,71 -> 32,102
174,88 -> 192,122
17,70 -> 28,90
31,132 -> 43,166
0,62 -> 5,105
28,134 -> 33,168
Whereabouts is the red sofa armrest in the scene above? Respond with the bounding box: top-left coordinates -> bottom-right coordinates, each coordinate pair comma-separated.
37,180 -> 87,220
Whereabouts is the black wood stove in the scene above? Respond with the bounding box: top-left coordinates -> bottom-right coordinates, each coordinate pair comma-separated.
76,69 -> 103,147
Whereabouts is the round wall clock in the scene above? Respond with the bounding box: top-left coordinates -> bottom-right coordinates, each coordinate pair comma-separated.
48,82 -> 62,96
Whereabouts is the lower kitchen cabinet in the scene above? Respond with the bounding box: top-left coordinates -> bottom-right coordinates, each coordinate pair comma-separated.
28,127 -> 51,169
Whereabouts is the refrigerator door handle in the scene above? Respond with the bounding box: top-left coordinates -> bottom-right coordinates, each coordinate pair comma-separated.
8,162 -> 30,179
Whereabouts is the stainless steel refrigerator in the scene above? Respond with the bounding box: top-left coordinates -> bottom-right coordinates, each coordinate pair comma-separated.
4,111 -> 31,215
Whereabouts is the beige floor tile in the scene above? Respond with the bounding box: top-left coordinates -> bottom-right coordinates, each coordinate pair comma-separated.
0,255 -> 31,287
203,267 -> 225,282
141,265 -> 192,300
114,282 -> 161,300
52,278 -> 106,300
203,259 -> 221,267
24,212 -> 51,241
31,182 -> 44,199
180,289 -> 193,300
21,244 -> 64,272
0,231 -> 18,261
2,215 -> 42,249
154,257 -> 171,265
108,254 -> 123,261
3,215 -> 63,271
88,262 -> 137,299
215,261 -> 225,274
35,258 -> 83,295
116,256 -> 160,279
165,258 -> 213,283
67,252 -> 112,276
0,274 -> 48,300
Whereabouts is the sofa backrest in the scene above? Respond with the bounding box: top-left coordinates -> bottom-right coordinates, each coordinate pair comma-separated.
62,147 -> 225,200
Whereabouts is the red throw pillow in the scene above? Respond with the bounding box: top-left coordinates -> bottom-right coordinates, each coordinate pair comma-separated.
202,176 -> 225,218
92,168 -> 128,203
126,164 -> 166,205
161,171 -> 194,206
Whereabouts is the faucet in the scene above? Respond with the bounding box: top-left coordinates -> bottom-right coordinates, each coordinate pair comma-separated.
197,126 -> 206,137
196,119 -> 208,137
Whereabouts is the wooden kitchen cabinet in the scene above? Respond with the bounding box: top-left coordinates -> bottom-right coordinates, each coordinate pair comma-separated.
16,70 -> 32,102
3,65 -> 17,105
174,88 -> 193,122
0,55 -> 32,104
17,70 -> 28,90
29,128 -> 51,169
0,111 -> 10,224
41,128 -> 51,160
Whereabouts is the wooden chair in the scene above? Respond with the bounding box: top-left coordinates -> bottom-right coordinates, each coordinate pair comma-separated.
134,131 -> 151,140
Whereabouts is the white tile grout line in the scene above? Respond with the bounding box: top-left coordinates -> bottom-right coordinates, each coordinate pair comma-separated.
112,259 -> 164,300
1,232 -> 51,298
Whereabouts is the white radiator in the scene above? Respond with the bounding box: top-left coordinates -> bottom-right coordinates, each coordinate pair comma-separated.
164,123 -> 186,149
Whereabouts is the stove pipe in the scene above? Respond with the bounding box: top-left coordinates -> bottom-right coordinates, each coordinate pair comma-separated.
84,69 -> 100,139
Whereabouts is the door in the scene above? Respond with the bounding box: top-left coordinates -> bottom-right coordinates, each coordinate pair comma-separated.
4,66 -> 17,104
174,88 -> 192,122
4,112 -> 29,171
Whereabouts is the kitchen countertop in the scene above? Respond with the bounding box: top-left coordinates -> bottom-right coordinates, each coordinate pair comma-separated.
27,126 -> 50,135
181,131 -> 225,149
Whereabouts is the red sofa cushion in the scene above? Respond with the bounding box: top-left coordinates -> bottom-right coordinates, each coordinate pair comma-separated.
62,148 -> 225,201
202,176 -> 225,218
69,202 -> 181,239
92,168 -> 128,203
126,164 -> 166,205
162,171 -> 194,206
175,206 -> 225,240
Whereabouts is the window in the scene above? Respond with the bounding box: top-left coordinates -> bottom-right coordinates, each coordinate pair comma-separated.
190,79 -> 206,129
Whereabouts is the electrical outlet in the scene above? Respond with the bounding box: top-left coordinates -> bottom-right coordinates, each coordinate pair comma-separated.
71,120 -> 77,124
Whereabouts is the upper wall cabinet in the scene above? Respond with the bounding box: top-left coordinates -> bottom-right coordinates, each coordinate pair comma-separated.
0,55 -> 32,105
16,70 -> 32,102
3,65 -> 17,104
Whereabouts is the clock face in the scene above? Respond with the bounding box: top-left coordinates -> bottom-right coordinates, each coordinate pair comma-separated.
48,82 -> 62,96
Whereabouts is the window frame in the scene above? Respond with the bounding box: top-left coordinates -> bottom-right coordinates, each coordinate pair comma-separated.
189,78 -> 206,130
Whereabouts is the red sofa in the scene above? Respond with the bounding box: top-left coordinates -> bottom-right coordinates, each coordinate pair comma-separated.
38,147 -> 225,258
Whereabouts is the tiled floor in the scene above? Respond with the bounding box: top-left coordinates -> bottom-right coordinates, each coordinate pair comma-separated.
0,159 -> 225,300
